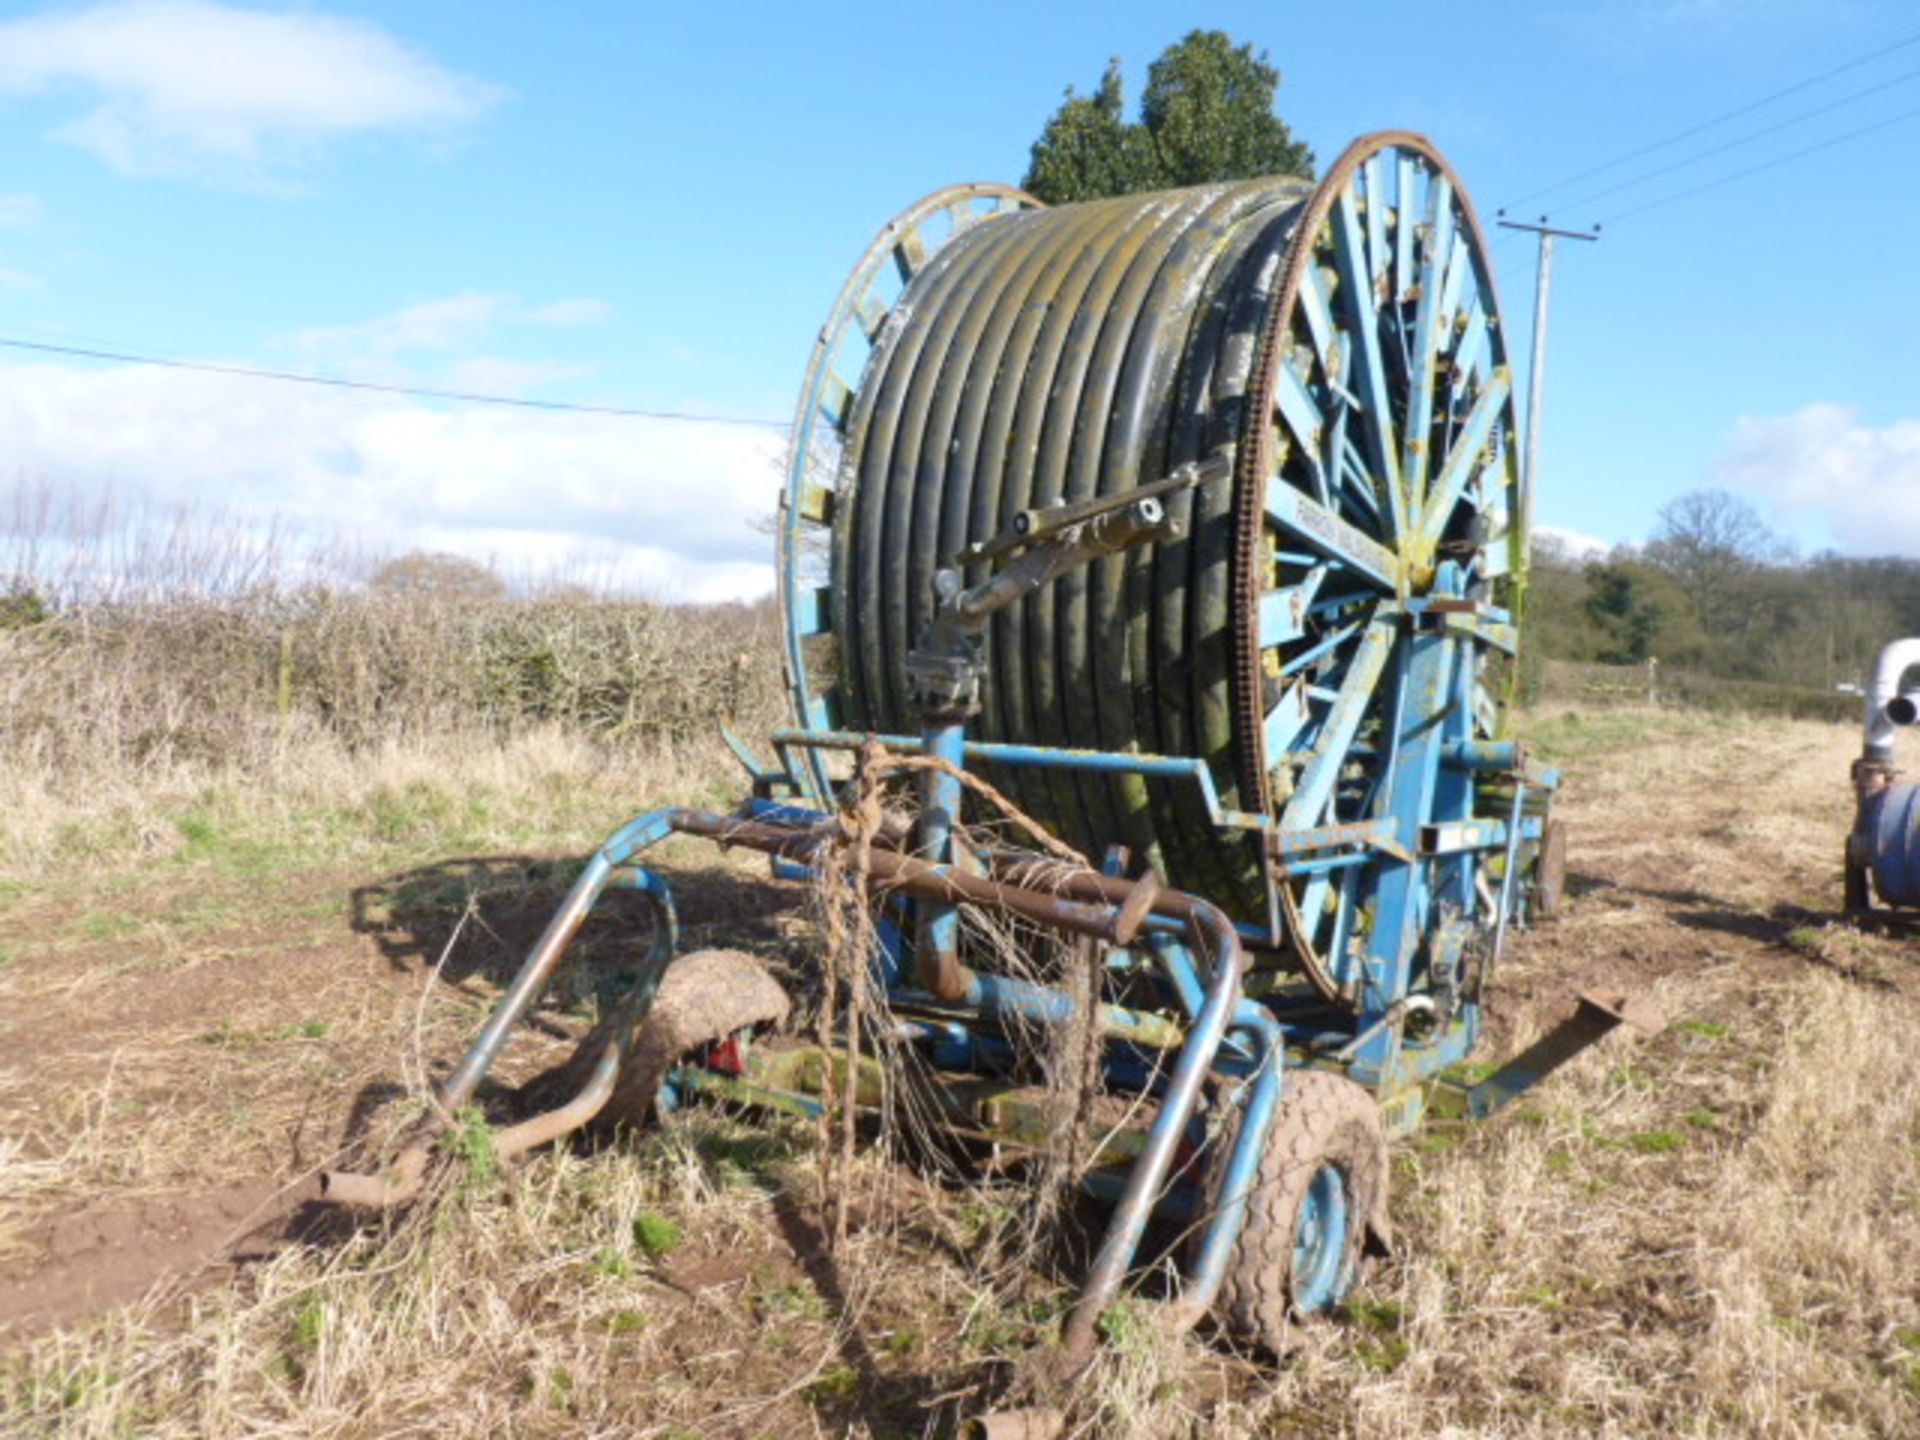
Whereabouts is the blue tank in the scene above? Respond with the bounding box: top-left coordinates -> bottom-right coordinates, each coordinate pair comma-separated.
1865,782 -> 1920,907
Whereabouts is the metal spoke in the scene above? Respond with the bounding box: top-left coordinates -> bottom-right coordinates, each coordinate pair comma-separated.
1416,367 -> 1512,549
1400,174 -> 1455,510
1330,189 -> 1404,540
1281,615 -> 1395,830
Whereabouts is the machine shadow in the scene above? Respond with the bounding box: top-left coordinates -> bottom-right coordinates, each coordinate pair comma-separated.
1571,872 -> 1913,988
349,850 -> 808,991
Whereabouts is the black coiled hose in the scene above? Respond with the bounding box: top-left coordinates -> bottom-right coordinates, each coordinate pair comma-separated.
830,177 -> 1313,908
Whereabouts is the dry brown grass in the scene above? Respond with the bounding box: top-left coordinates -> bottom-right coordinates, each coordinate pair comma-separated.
0,483 -> 786,869
0,592 -> 782,866
2,699 -> 1918,1437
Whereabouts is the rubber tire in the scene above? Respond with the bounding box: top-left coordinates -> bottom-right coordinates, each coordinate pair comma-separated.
1531,818 -> 1569,921
593,949 -> 791,1133
1844,847 -> 1872,916
1198,1068 -> 1388,1354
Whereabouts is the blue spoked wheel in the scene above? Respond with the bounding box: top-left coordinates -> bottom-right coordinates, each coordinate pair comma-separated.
1291,1163 -> 1351,1313
1237,131 -> 1526,1001
1197,1068 -> 1387,1352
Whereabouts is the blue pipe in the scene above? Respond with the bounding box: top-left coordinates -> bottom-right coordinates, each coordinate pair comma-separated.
440,806 -> 693,1108
914,717 -> 970,1000
768,727 -> 1264,829
1061,899 -> 1250,1361
889,972 -> 1186,1050
1170,1008 -> 1284,1326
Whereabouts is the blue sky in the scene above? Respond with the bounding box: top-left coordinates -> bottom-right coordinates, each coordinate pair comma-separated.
0,0 -> 1916,598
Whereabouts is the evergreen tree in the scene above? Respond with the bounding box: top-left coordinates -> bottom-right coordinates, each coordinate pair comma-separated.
1024,31 -> 1312,203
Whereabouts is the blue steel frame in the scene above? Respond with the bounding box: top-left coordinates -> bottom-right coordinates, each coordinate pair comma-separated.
750,133 -> 1557,1331
368,135 -> 1562,1351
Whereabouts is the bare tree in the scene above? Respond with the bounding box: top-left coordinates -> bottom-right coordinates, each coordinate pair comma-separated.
370,550 -> 506,602
1643,488 -> 1776,641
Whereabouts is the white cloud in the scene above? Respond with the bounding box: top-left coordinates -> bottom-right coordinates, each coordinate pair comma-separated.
0,357 -> 784,601
0,1 -> 501,182
0,194 -> 43,229
293,292 -> 505,356
289,294 -> 617,367
1716,402 -> 1920,553
526,298 -> 612,328
1535,523 -> 1610,559
439,356 -> 589,398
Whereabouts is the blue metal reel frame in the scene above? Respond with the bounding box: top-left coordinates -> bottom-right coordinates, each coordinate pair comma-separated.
323,135 -> 1612,1364
778,182 -> 1040,803
1245,135 -> 1529,1026
771,135 -> 1542,1069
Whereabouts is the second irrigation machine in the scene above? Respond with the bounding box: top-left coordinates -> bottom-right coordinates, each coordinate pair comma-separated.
328,132 -> 1656,1364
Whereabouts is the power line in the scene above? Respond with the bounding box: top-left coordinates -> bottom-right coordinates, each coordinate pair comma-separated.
0,335 -> 793,430
1554,61 -> 1920,214
1600,100 -> 1920,224
1502,25 -> 1920,210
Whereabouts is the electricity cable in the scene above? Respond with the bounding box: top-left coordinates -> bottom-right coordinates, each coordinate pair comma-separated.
1600,100 -> 1920,224
1503,24 -> 1920,209
0,335 -> 792,429
1552,61 -> 1920,214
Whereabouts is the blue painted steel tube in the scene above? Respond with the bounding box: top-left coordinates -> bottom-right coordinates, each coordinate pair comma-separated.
891,972 -> 1187,1050
440,806 -> 693,1108
1147,933 -> 1205,1020
742,796 -> 832,828
1490,781 -> 1528,967
768,727 -> 1263,828
1168,1006 -> 1284,1329
1441,738 -> 1522,772
1061,903 -> 1249,1361
915,717 -> 971,1000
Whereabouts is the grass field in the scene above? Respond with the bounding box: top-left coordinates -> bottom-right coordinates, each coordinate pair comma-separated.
1,702 -> 1916,1438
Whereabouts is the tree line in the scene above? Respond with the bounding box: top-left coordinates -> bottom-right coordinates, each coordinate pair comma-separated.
1529,488 -> 1915,691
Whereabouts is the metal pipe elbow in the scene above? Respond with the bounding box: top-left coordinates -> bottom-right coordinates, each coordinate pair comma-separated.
1864,639 -> 1920,761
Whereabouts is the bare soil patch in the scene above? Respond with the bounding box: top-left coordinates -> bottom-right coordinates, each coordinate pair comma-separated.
1,708 -> 1916,1437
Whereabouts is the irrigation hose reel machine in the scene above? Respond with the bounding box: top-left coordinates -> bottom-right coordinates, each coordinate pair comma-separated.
1847,638 -> 1920,913
324,132 -> 1662,1365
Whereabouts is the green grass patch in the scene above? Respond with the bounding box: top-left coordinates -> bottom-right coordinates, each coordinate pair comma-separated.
801,1364 -> 860,1406
1674,1018 -> 1729,1039
1348,1295 -> 1413,1368
1627,1129 -> 1685,1154
592,1248 -> 631,1279
1346,1296 -> 1404,1331
175,812 -> 220,848
1351,1297 -> 1413,1374
695,1127 -> 799,1191
1523,707 -> 1737,767
289,1297 -> 325,1353
606,1309 -> 648,1336
1441,1058 -> 1499,1086
81,910 -> 140,941
752,1271 -> 827,1323
630,1211 -> 683,1258
1095,1298 -> 1149,1353
444,1105 -> 500,1189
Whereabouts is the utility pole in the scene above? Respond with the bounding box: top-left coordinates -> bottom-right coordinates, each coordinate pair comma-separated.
1495,215 -> 1598,545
